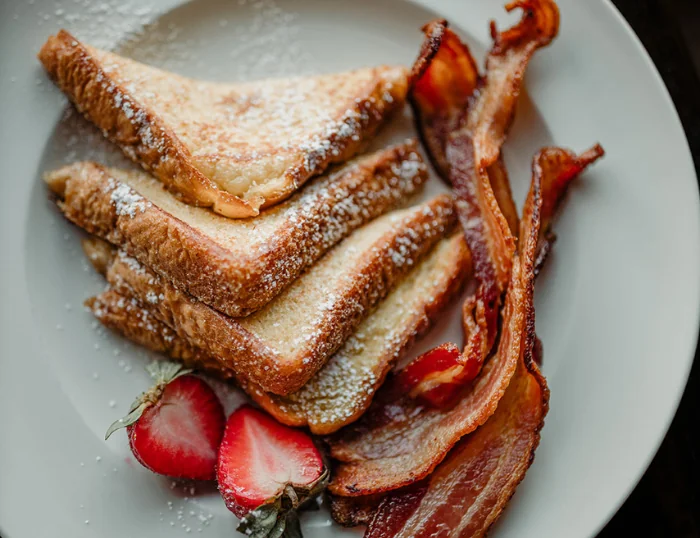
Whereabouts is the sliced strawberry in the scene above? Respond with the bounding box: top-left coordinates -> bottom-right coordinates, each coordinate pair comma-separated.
106,362 -> 225,481
396,343 -> 480,408
217,405 -> 327,537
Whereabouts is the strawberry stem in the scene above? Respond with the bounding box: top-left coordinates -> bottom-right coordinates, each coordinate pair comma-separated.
146,361 -> 192,385
236,468 -> 329,538
104,361 -> 193,440
284,485 -> 299,508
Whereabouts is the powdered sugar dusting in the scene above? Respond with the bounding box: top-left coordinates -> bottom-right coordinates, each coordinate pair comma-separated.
92,292 -> 161,336
110,183 -> 151,217
248,196 -> 453,375
264,235 -> 466,433
56,142 -> 426,320
117,251 -> 147,276
232,146 -> 427,302
75,40 -> 404,202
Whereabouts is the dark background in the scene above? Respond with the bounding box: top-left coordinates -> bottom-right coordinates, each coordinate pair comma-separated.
601,1 -> 699,536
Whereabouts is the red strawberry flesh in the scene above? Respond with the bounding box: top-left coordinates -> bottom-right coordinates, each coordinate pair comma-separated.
217,405 -> 324,517
128,375 -> 225,481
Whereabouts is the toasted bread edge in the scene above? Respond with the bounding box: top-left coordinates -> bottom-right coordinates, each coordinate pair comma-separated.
45,142 -> 428,318
39,31 -> 409,217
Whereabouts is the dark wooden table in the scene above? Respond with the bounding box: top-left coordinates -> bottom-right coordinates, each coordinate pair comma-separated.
599,1 -> 700,536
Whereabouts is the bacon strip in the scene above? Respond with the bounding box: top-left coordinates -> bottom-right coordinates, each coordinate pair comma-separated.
328,0 -> 562,497
409,19 -> 480,181
410,19 -> 519,236
414,2 -> 560,390
329,493 -> 392,528
533,144 -> 605,274
364,354 -> 547,538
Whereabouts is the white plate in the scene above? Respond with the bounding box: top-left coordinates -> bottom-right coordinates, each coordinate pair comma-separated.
1,0 -> 698,537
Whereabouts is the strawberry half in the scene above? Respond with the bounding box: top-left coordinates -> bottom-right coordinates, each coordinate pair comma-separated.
217,405 -> 328,537
106,361 -> 225,481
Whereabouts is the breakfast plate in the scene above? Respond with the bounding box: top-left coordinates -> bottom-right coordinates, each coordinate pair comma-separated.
1,0 -> 699,537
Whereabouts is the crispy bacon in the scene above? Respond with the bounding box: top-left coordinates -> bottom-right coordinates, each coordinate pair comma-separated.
394,146 -> 603,408
409,19 -> 480,181
409,21 -> 519,236
329,493 -> 393,528
533,144 -> 605,274
396,343 -> 472,408
410,2 -> 560,394
327,2 -> 604,531
364,356 -> 548,538
328,145 -> 601,499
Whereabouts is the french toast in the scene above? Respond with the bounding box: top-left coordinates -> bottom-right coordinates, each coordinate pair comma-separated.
86,233 -> 470,432
45,142 -> 428,318
39,30 -> 408,217
243,234 -> 470,433
86,290 -> 219,376
81,196 -> 456,395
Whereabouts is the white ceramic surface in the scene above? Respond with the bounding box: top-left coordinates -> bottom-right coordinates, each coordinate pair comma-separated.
1,0 -> 698,537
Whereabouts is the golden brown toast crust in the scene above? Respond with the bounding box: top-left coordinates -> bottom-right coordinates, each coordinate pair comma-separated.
39,30 -> 249,217
46,142 -> 428,318
86,291 -> 237,380
39,30 -> 408,217
81,196 -> 456,395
